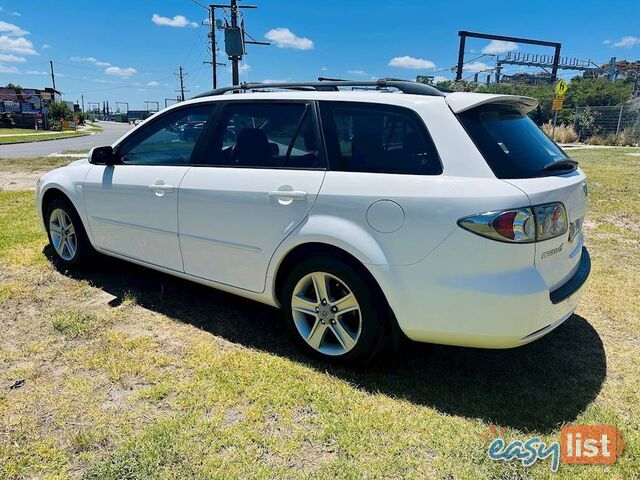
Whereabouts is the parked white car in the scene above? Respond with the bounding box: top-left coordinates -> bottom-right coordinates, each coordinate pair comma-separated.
36,80 -> 590,364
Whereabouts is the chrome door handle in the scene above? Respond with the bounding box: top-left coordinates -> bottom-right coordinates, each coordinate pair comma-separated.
268,190 -> 308,200
148,184 -> 175,193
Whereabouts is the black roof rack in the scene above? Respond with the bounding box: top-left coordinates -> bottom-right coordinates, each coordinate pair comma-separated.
192,78 -> 445,99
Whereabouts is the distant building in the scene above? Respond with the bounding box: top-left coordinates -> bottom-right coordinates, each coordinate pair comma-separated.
0,86 -> 62,128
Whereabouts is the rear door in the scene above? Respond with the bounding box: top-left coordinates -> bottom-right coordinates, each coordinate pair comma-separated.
178,100 -> 326,292
457,104 -> 588,291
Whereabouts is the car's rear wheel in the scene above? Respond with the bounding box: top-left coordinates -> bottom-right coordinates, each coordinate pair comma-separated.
45,197 -> 93,269
282,255 -> 388,364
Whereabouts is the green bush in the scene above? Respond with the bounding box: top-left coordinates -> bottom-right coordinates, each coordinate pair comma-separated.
0,112 -> 14,128
427,77 -> 634,126
46,101 -> 74,123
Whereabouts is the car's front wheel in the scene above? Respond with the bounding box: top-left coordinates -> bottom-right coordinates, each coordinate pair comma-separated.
282,255 -> 389,364
45,196 -> 94,269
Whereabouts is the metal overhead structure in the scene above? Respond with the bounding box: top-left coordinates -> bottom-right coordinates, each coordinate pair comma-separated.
115,102 -> 129,113
144,101 -> 160,112
456,31 -> 562,82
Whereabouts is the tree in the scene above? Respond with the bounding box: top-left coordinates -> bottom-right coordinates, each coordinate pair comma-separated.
421,77 -> 633,125
564,77 -> 633,107
5,83 -> 22,89
46,101 -> 74,122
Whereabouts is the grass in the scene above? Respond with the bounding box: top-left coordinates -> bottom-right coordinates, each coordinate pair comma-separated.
0,131 -> 91,144
0,147 -> 639,478
0,156 -> 75,173
0,128 -> 45,135
61,149 -> 91,155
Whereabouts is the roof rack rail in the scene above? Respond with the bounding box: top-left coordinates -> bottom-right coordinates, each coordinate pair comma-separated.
192,79 -> 445,99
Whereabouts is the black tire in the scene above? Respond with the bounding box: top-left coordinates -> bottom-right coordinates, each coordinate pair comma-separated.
282,255 -> 389,365
45,196 -> 95,269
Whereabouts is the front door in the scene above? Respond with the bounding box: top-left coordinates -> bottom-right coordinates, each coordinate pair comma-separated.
83,104 -> 215,271
178,101 -> 326,292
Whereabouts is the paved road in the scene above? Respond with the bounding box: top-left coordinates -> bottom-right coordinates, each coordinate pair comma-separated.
0,121 -> 133,158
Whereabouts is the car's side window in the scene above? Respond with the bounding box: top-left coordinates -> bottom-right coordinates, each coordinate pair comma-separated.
117,105 -> 215,165
319,101 -> 442,175
202,102 -> 323,169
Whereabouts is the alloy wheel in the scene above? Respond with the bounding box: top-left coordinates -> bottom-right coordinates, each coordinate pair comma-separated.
291,271 -> 362,356
49,208 -> 77,261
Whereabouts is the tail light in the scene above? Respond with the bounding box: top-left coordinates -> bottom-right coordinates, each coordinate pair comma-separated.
458,202 -> 567,243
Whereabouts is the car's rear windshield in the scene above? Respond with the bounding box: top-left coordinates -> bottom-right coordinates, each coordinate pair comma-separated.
458,105 -> 573,179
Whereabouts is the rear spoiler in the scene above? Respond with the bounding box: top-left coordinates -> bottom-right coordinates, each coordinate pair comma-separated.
445,92 -> 538,114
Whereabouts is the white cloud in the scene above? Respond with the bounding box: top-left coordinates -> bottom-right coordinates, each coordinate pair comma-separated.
265,28 -> 313,50
146,80 -> 160,86
0,21 -> 28,36
347,69 -> 368,76
70,56 -> 111,67
463,61 -> 491,73
26,70 -> 48,75
11,11 -> 20,17
238,63 -> 250,73
320,66 -> 328,71
152,14 -> 197,28
482,40 -> 518,54
388,56 -> 435,69
0,64 -> 19,73
0,35 -> 37,55
0,53 -> 25,62
611,36 -> 640,48
433,75 -> 450,83
93,78 -> 120,84
42,43 -> 51,49
602,39 -> 612,45
105,66 -> 137,77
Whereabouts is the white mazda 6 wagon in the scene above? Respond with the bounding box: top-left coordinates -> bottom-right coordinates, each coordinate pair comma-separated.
36,79 -> 590,364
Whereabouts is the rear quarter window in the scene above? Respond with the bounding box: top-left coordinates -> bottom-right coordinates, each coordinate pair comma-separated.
319,101 -> 442,175
458,105 -> 571,179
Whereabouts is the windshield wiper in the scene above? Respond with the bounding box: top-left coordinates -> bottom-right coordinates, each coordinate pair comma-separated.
543,159 -> 578,172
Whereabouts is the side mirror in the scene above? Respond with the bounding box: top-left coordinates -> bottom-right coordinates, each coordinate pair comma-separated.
88,146 -> 117,165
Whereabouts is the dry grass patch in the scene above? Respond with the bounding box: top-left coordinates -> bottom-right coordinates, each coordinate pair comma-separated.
0,148 -> 639,479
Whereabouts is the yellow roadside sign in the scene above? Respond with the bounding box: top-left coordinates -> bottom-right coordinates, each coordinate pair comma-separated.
552,95 -> 564,111
555,78 -> 568,96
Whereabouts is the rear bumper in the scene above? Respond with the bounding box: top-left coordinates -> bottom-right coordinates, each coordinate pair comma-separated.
550,247 -> 590,304
371,231 -> 590,349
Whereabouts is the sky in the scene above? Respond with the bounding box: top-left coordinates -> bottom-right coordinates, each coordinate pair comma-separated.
0,0 -> 638,110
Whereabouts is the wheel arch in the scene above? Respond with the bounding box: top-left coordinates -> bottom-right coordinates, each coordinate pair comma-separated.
41,187 -> 72,217
273,242 -> 387,308
271,241 -> 406,348
39,185 -> 90,242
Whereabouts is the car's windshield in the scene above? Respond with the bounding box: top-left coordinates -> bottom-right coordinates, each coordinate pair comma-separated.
458,105 -> 573,179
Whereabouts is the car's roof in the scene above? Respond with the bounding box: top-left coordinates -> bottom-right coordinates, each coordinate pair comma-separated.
180,90 -> 446,109
180,89 -> 538,114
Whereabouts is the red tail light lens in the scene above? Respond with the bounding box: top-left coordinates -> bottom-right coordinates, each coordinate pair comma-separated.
458,202 -> 567,243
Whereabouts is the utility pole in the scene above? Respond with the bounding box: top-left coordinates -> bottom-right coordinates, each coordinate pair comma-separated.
229,0 -> 240,86
208,1 -> 268,87
210,6 -> 217,88
81,94 -> 84,112
175,67 -> 187,101
49,60 -> 56,90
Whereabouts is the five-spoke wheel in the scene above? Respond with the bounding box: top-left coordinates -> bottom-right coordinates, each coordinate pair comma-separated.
45,196 -> 93,268
49,208 -> 77,261
291,271 -> 362,356
283,255 -> 389,364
